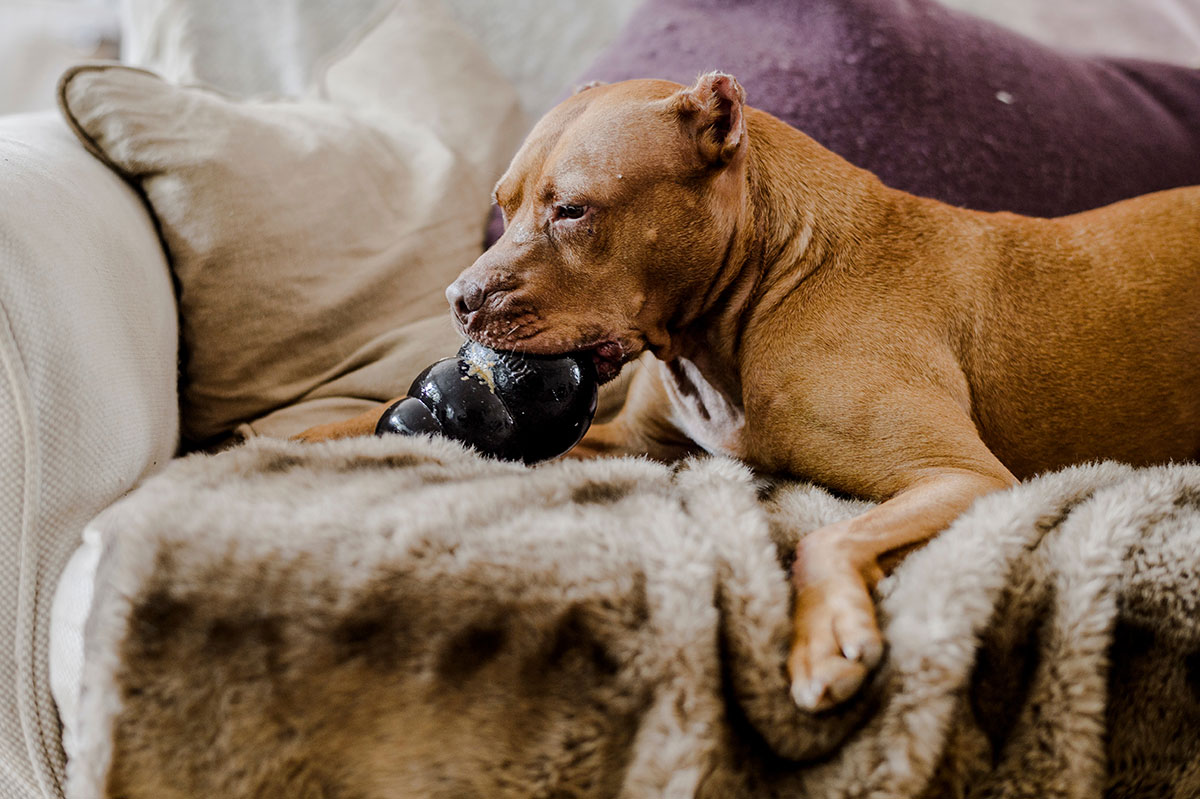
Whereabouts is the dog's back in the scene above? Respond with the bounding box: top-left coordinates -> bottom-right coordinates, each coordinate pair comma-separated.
956,185 -> 1200,476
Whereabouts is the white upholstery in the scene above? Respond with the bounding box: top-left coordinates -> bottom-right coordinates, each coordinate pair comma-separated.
119,0 -> 649,124
436,0 -> 646,121
119,0 -> 395,100
0,2 -> 120,114
0,111 -> 179,799
942,0 -> 1200,66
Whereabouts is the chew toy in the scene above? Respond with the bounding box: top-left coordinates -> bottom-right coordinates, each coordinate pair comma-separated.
375,341 -> 598,463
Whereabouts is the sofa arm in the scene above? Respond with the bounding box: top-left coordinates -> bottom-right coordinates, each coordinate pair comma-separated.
0,111 -> 178,798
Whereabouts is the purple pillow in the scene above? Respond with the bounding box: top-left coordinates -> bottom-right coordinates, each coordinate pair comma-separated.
488,0 -> 1200,244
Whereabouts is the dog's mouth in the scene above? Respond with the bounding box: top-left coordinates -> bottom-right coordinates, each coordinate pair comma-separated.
451,299 -> 639,384
463,326 -> 635,385
587,340 -> 629,384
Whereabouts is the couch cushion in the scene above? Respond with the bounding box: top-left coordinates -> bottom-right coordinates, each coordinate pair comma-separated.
0,110 -> 179,799
58,2 -> 526,446
436,0 -> 646,121
120,0 -> 394,99
939,0 -> 1200,67
566,0 -> 1200,219
120,0 -> 648,123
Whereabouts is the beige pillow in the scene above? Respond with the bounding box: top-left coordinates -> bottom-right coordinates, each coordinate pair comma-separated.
57,7 -> 525,445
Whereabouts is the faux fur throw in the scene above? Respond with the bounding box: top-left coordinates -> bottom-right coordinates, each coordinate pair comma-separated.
69,436 -> 1200,798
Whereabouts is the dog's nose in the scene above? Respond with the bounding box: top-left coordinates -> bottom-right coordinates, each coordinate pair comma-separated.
446,279 -> 486,321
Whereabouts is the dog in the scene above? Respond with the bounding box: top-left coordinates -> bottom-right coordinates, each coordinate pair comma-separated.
298,72 -> 1200,712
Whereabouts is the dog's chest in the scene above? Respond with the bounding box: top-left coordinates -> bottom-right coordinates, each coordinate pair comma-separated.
659,357 -> 747,458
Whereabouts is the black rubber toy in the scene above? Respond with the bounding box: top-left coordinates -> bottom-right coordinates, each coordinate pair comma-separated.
375,340 -> 598,463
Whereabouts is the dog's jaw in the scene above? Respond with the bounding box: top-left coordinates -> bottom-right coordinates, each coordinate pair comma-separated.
455,315 -> 640,386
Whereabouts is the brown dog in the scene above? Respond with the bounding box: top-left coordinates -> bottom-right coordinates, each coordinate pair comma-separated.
299,72 -> 1200,711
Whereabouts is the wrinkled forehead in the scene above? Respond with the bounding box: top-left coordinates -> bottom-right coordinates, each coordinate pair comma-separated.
496,80 -> 686,202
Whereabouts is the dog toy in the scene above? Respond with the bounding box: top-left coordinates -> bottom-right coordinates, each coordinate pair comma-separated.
375,341 -> 598,463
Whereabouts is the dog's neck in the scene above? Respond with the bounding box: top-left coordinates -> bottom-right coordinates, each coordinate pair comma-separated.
663,109 -> 886,378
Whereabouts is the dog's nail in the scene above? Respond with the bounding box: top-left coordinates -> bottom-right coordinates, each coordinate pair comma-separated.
789,681 -> 807,707
791,679 -> 825,710
860,639 -> 885,667
844,642 -> 861,661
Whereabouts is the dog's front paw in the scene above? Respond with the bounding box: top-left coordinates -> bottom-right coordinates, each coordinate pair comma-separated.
291,422 -> 346,443
291,416 -> 378,443
786,534 -> 885,712
562,422 -> 629,460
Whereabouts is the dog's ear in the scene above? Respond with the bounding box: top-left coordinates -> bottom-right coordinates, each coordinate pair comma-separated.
669,71 -> 746,166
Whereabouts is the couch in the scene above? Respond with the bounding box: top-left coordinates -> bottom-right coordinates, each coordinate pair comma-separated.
1,1 -> 1198,797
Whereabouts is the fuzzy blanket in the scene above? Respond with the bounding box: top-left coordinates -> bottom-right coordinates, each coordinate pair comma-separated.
68,436 -> 1200,798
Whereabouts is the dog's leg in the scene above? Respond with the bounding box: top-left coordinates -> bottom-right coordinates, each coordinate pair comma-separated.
748,385 -> 1017,710
568,363 -> 700,462
292,398 -> 402,442
787,465 -> 1015,710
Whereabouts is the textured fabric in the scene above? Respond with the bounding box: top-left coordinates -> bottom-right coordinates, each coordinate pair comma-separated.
0,111 -> 179,799
488,0 -> 1200,245
66,436 -> 1200,798
58,0 -> 525,445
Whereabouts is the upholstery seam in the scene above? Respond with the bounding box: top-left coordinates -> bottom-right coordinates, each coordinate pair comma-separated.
0,270 -> 57,798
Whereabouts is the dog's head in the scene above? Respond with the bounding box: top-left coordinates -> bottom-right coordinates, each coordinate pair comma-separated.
447,72 -> 750,381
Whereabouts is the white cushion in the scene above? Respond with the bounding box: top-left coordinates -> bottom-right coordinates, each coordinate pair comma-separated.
120,0 -> 394,98
0,111 -> 178,798
0,2 -> 120,114
119,0 -> 651,122
437,0 -> 647,120
942,0 -> 1200,66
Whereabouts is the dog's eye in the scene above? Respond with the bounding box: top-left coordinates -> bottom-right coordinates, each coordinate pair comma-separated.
554,204 -> 587,221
